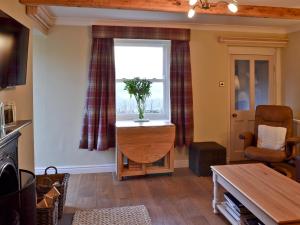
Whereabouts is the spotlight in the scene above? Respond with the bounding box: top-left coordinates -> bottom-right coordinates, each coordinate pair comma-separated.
188,8 -> 196,18
228,1 -> 238,13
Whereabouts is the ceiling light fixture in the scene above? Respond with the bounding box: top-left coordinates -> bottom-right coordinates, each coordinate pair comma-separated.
227,1 -> 238,13
188,0 -> 239,18
188,8 -> 196,18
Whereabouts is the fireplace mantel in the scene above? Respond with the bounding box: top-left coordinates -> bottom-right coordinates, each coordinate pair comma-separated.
0,120 -> 32,145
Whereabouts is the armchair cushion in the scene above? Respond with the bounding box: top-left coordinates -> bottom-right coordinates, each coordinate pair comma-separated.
245,146 -> 286,163
257,125 -> 287,151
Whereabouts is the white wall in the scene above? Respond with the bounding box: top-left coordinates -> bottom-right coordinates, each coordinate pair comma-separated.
33,25 -> 285,169
282,31 -> 300,119
282,31 -> 300,154
0,0 -> 39,172
33,26 -> 115,168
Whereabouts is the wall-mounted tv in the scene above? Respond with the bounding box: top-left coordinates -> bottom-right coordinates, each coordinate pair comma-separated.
0,10 -> 29,89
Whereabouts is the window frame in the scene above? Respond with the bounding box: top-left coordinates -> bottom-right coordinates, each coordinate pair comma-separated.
114,39 -> 171,121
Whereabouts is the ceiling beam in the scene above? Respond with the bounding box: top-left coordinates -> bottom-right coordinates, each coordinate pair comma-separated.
19,0 -> 300,20
20,0 -> 187,13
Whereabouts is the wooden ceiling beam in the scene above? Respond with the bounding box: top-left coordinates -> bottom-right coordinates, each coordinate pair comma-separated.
19,0 -> 300,20
20,0 -> 187,13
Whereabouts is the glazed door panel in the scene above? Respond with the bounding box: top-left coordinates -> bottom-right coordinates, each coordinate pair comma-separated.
230,55 -> 274,161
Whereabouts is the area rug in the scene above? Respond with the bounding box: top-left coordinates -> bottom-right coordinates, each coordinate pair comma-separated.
72,205 -> 152,225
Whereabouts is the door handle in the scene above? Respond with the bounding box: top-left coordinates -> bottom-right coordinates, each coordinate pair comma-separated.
232,113 -> 238,118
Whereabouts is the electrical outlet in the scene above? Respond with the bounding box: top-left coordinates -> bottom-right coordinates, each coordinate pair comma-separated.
219,81 -> 225,87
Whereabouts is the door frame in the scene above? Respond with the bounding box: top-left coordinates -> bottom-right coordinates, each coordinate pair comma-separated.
227,47 -> 281,162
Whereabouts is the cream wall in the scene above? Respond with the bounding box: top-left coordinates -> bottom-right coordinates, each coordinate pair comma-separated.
0,0 -> 38,171
282,31 -> 300,119
191,30 -> 229,147
33,26 -> 115,167
33,25 -> 285,168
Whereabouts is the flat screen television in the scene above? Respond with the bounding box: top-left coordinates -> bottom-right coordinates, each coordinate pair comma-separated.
0,10 -> 29,89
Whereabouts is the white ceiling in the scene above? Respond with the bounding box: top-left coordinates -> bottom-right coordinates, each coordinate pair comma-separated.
47,0 -> 300,33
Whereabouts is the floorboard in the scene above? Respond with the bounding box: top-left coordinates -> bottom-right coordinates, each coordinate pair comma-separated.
61,168 -> 228,225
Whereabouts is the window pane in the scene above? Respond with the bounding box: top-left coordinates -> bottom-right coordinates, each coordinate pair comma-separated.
235,60 -> 250,111
255,60 -> 269,107
114,46 -> 164,79
116,82 -> 164,114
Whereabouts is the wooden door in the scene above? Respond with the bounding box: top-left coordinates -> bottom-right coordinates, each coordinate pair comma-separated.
230,55 -> 275,161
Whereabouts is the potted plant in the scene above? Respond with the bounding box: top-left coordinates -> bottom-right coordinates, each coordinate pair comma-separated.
123,77 -> 152,122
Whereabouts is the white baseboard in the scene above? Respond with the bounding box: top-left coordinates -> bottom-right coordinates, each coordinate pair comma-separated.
35,160 -> 189,175
35,164 -> 116,175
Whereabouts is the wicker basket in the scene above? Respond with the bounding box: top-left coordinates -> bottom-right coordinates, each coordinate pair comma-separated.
36,196 -> 59,225
128,159 -> 143,171
36,166 -> 70,219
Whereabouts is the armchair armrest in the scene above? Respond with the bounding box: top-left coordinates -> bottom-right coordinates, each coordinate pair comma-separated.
295,156 -> 300,182
239,132 -> 254,149
239,132 -> 254,140
286,136 -> 300,145
285,136 -> 300,159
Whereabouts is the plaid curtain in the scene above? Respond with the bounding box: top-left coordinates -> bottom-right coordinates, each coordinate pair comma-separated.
170,40 -> 194,147
79,38 -> 116,151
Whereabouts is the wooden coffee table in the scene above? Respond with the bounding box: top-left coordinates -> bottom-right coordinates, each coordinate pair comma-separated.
211,163 -> 300,225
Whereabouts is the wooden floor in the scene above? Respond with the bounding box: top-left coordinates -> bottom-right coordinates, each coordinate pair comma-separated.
63,168 -> 228,225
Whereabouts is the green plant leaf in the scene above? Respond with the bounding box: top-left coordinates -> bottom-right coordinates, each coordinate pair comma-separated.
123,77 -> 152,119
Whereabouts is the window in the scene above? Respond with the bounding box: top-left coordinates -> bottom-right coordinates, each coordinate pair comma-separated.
114,39 -> 171,121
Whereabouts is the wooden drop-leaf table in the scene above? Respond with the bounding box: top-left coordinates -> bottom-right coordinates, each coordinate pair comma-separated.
116,121 -> 175,181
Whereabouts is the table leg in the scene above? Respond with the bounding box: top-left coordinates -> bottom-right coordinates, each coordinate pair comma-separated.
212,171 -> 219,214
169,146 -> 174,172
117,149 -> 123,181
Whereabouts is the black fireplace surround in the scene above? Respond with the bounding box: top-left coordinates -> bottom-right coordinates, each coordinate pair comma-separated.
0,130 -> 36,225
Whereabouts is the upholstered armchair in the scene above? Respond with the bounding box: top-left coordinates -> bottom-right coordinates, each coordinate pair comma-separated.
240,105 -> 300,163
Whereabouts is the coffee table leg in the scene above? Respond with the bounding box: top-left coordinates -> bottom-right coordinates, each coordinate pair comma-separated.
212,171 -> 219,214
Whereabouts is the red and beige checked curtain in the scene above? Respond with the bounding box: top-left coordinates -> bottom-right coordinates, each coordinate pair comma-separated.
171,40 -> 194,147
79,38 -> 116,151
80,25 -> 193,151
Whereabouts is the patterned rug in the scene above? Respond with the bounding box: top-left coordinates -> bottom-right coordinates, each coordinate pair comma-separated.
72,205 -> 152,225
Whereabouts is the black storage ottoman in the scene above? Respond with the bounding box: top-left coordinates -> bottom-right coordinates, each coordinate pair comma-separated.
189,142 -> 226,176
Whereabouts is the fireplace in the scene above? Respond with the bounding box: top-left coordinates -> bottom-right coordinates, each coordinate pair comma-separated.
0,122 -> 36,225
0,160 -> 19,195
